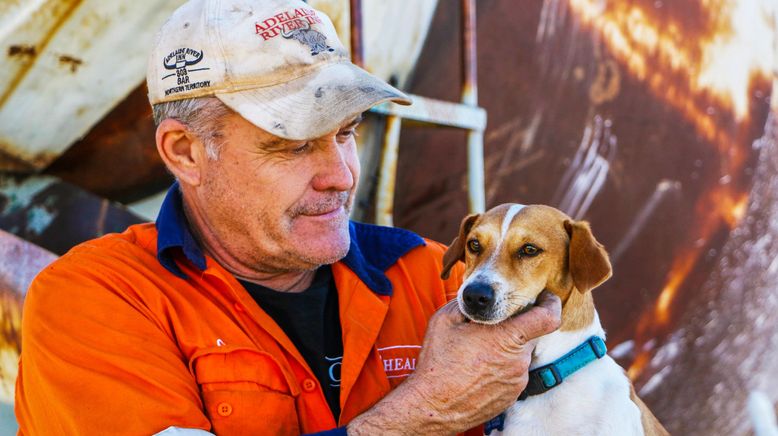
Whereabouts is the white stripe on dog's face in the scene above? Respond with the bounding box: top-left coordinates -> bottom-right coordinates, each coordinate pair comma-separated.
501,204 -> 525,240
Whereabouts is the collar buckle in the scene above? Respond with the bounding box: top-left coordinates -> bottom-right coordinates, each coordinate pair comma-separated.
535,363 -> 563,390
518,362 -> 562,400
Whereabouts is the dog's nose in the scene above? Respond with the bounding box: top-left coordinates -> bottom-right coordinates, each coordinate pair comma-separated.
462,282 -> 495,315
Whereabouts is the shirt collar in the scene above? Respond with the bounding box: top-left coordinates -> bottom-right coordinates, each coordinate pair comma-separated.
155,182 -> 207,279
340,221 -> 425,296
155,182 -> 425,294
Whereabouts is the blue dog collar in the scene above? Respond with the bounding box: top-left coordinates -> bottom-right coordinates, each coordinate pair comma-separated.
484,336 -> 608,435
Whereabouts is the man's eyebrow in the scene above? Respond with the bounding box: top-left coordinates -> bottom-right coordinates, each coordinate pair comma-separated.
259,136 -> 287,150
344,113 -> 364,127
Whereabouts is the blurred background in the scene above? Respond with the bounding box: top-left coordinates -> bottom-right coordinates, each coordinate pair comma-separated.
1,0 -> 777,434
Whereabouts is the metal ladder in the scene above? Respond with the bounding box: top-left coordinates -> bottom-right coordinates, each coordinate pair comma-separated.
350,0 -> 487,226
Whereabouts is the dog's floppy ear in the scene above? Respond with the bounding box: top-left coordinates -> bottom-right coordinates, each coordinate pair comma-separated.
441,213 -> 480,279
564,219 -> 612,293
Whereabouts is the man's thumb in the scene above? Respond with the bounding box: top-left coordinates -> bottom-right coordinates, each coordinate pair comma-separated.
503,290 -> 562,344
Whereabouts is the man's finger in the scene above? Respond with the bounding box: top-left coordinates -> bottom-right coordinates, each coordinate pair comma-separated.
503,290 -> 562,343
534,289 -> 562,316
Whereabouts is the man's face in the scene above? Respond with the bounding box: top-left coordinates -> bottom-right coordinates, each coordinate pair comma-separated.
194,112 -> 362,273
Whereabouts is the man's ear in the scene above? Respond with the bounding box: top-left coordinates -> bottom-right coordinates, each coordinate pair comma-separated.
441,213 -> 480,279
564,220 -> 612,293
155,118 -> 206,187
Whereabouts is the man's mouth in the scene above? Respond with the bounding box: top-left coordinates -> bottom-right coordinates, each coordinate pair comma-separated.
293,192 -> 350,217
303,205 -> 343,217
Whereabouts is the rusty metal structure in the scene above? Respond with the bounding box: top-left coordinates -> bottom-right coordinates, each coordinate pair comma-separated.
355,0 -> 487,225
394,1 -> 778,434
0,0 -> 187,172
1,0 -> 777,434
0,230 -> 57,434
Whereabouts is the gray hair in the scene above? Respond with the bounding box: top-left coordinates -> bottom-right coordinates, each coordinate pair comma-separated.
152,97 -> 233,160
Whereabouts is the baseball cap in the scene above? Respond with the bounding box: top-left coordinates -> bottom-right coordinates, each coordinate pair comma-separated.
147,0 -> 411,140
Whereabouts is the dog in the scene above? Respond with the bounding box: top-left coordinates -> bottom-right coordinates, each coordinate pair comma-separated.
440,204 -> 668,436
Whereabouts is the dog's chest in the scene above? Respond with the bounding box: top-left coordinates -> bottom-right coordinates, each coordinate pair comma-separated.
496,357 -> 644,436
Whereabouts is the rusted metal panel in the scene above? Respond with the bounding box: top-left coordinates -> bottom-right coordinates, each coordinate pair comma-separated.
0,230 -> 57,433
43,84 -> 173,204
637,110 -> 778,436
0,175 -> 145,255
395,1 -> 775,434
460,0 -> 477,107
0,0 -> 186,171
348,0 -> 364,68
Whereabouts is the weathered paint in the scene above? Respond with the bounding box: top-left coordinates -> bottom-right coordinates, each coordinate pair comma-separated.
0,0 -> 186,170
43,85 -> 172,204
0,175 -> 145,255
0,230 -> 57,408
395,1 -> 775,435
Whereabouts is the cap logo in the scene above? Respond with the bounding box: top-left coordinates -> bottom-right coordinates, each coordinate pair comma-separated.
255,9 -> 334,56
163,48 -> 204,71
161,47 -> 212,97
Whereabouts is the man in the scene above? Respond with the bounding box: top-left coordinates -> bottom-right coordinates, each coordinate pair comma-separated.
15,0 -> 561,434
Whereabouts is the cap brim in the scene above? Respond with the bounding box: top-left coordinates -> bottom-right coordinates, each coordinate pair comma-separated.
215,61 -> 411,140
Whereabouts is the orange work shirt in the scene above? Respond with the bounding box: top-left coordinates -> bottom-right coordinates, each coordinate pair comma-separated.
15,184 -> 469,435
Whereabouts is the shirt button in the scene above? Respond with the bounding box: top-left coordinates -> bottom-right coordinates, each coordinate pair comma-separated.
302,378 -> 317,392
216,402 -> 233,417
233,302 -> 244,312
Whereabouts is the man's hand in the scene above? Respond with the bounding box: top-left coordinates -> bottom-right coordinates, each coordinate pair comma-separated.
348,290 -> 562,435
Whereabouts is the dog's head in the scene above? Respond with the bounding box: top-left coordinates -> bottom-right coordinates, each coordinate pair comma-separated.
441,204 -> 612,324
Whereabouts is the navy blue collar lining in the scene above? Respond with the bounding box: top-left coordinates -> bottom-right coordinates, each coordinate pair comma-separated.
155,182 -> 207,279
341,221 -> 426,296
154,183 -> 425,295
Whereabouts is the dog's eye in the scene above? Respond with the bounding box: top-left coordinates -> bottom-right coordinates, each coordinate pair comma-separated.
519,244 -> 541,257
467,239 -> 481,254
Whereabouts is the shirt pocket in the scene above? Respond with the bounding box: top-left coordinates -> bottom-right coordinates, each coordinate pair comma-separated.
189,346 -> 300,436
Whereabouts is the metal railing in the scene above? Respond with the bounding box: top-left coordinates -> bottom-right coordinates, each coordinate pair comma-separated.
351,0 -> 487,226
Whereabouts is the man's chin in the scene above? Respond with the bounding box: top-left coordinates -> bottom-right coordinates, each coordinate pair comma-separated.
290,224 -> 351,265
298,239 -> 350,267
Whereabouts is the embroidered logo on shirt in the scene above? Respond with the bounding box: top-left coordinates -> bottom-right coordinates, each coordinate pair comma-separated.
378,345 -> 421,379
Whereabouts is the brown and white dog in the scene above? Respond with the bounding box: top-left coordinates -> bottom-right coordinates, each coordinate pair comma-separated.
441,204 -> 668,436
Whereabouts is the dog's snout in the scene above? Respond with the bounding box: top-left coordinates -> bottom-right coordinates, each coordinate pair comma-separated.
462,282 -> 495,315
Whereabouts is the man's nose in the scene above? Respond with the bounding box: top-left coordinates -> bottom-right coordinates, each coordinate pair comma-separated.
312,139 -> 355,192
461,282 -> 496,315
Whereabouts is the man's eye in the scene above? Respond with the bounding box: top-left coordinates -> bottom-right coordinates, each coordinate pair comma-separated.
467,239 -> 481,254
291,143 -> 311,154
518,244 -> 541,257
337,129 -> 358,140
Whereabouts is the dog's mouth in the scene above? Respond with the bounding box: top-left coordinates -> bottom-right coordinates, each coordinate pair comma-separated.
474,296 -> 539,324
460,300 -> 537,324
457,282 -> 543,324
